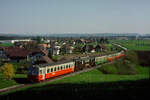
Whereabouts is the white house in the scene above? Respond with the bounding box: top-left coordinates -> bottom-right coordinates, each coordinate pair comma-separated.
50,46 -> 61,55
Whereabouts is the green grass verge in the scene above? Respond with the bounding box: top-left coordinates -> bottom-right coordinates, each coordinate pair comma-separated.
0,80 -> 18,89
0,74 -> 26,89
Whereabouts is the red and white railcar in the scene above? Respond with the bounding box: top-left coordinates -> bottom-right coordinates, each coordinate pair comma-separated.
28,61 -> 75,82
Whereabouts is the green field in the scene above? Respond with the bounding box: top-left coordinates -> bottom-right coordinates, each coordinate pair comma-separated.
0,66 -> 149,99
0,74 -> 26,89
110,39 -> 150,51
0,43 -> 14,47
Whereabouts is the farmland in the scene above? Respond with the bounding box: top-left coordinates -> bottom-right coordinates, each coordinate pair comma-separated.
110,39 -> 150,51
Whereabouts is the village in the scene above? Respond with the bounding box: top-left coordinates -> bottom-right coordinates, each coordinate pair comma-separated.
0,37 -> 121,73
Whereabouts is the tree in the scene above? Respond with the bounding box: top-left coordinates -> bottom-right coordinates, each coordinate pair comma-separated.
73,45 -> 82,53
60,45 -> 67,54
0,58 -> 3,66
0,63 -> 14,80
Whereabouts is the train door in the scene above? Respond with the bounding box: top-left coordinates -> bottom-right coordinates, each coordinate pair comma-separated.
39,68 -> 46,80
42,68 -> 46,80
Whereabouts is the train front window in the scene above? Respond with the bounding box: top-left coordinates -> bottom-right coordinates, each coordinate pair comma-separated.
39,70 -> 42,74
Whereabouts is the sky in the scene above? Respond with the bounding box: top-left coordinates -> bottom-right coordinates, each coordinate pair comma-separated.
0,0 -> 150,34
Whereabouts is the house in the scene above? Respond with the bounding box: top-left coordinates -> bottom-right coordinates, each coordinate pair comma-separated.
0,47 -> 10,62
95,44 -> 107,52
49,45 -> 61,56
95,45 -> 102,52
66,45 -> 74,54
39,43 -> 50,50
100,44 -> 107,51
82,45 -> 95,53
0,46 -> 45,62
14,41 -> 38,50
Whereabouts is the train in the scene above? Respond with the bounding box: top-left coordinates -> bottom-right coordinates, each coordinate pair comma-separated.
27,50 -> 125,82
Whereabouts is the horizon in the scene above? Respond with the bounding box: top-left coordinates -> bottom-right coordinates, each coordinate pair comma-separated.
0,0 -> 150,34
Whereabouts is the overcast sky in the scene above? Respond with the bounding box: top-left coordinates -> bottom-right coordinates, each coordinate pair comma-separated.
0,0 -> 149,34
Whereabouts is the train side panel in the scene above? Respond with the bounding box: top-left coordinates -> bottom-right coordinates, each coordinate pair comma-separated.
45,62 -> 75,79
95,56 -> 107,65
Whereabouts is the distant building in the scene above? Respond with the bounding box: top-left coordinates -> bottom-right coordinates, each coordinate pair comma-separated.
11,39 -> 32,44
117,37 -> 128,40
66,46 -> 74,54
39,43 -> 50,50
95,44 -> 107,52
82,45 -> 94,53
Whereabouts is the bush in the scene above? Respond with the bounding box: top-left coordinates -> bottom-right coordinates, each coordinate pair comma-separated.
0,63 -> 14,80
124,50 -> 139,65
98,64 -> 118,74
12,61 -> 31,74
113,50 -> 138,75
114,59 -> 137,75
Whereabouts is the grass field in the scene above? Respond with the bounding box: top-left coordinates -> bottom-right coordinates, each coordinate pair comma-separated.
0,43 -> 14,47
110,39 -> 150,51
0,66 -> 149,99
0,74 -> 26,89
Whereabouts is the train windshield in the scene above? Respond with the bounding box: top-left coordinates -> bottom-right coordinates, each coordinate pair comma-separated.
28,65 -> 39,75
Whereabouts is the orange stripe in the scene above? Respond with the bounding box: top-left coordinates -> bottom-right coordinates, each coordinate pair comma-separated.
45,68 -> 74,79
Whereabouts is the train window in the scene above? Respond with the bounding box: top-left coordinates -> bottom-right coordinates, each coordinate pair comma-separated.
39,70 -> 42,74
66,65 -> 68,69
51,68 -> 53,72
64,65 -> 66,69
65,65 -> 67,69
58,66 -> 60,71
61,66 -> 63,70
47,69 -> 50,73
54,67 -> 56,72
69,64 -> 70,68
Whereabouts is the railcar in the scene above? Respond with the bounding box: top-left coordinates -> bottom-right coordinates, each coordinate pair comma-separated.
95,55 -> 107,65
107,54 -> 116,62
74,56 -> 95,71
28,61 -> 75,82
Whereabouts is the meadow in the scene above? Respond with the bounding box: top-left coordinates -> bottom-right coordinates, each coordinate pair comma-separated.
110,39 -> 150,51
